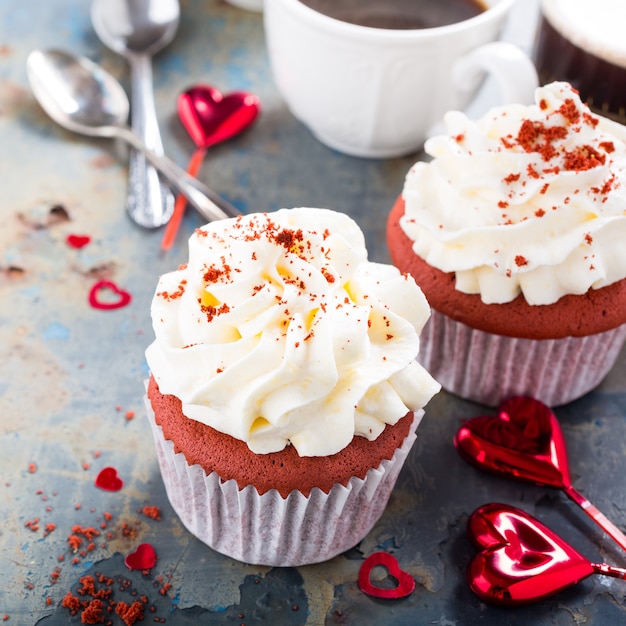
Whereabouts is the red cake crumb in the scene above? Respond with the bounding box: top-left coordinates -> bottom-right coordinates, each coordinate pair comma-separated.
140,506 -> 161,521
61,592 -> 82,615
115,600 -> 144,625
58,568 -> 168,623
79,598 -> 105,624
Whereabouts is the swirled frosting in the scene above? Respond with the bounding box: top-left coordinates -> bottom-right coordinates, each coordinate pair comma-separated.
400,81 -> 626,305
146,208 -> 439,457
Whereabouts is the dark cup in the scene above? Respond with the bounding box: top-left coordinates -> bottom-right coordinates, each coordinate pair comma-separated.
533,0 -> 626,123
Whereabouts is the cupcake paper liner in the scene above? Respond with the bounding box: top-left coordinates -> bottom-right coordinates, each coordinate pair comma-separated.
144,393 -> 422,566
419,310 -> 626,407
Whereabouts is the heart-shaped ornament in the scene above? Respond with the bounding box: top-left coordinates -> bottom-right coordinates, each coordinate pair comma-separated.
161,84 -> 260,251
358,552 -> 416,599
178,85 -> 260,150
467,503 -> 594,606
125,543 -> 157,571
88,280 -> 132,311
455,396 -> 626,555
454,396 -> 570,488
95,466 -> 124,491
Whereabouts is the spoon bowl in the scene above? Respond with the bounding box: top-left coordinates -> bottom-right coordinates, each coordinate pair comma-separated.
91,0 -> 179,56
27,49 -> 239,224
27,49 -> 128,136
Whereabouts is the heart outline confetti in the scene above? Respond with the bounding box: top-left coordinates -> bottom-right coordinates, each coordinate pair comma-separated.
358,552 -> 415,599
88,280 -> 132,311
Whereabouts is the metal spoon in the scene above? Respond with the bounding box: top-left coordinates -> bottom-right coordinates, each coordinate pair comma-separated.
26,49 -> 239,224
91,0 -> 178,228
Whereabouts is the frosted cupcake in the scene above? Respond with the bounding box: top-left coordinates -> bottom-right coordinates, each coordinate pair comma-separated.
145,208 -> 440,566
387,82 -> 626,407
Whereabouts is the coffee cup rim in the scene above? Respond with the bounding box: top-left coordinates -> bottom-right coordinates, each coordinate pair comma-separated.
271,0 -> 518,40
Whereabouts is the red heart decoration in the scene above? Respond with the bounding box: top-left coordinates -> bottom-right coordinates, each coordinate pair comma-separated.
88,280 -> 132,311
125,543 -> 157,571
94,466 -> 124,492
66,234 -> 91,249
358,552 -> 415,599
178,85 -> 260,150
454,396 -> 571,489
467,503 -> 594,605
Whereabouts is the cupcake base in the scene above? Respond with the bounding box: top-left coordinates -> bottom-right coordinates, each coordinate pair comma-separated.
144,395 -> 422,566
419,309 -> 626,407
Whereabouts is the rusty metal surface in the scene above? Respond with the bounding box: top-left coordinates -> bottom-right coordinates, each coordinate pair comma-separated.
1,0 -> 626,624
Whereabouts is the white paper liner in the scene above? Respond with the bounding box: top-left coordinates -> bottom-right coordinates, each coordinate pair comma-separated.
143,392 -> 421,566
418,310 -> 626,407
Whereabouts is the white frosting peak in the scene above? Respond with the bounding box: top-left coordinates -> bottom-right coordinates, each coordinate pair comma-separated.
400,82 -> 626,305
147,208 -> 439,457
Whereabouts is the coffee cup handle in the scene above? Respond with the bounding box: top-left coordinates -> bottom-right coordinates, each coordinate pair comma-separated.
452,41 -> 539,106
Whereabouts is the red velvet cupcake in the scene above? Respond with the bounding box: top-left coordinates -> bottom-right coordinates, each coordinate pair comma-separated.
387,82 -> 626,406
145,208 -> 439,565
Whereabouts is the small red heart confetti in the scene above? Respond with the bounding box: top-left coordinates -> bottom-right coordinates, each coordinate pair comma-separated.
66,234 -> 92,249
358,552 -> 415,599
94,467 -> 123,492
88,280 -> 132,310
125,543 -> 157,571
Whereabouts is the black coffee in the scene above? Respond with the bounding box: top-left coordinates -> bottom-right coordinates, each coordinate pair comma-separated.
299,0 -> 488,30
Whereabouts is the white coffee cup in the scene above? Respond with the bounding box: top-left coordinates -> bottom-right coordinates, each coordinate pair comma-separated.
264,0 -> 538,158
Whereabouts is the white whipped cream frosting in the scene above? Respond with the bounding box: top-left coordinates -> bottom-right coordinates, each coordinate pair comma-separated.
400,82 -> 626,305
146,208 -> 440,457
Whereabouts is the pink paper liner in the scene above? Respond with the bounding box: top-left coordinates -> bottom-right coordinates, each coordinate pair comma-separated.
418,310 -> 626,407
144,392 -> 422,566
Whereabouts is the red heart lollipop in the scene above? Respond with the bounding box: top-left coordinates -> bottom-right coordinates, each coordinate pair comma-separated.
125,543 -> 157,571
358,552 -> 415,599
455,396 -> 569,488
88,280 -> 132,311
161,85 -> 260,250
467,503 -> 626,606
455,396 -> 626,553
178,85 -> 261,151
95,466 -> 124,491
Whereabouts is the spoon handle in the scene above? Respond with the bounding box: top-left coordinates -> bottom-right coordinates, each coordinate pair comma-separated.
128,54 -> 174,228
117,126 -> 239,222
